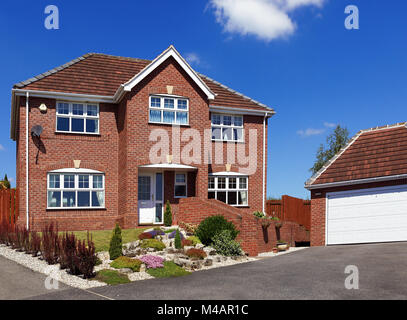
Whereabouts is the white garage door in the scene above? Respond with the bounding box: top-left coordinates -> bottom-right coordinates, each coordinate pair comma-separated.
326,184 -> 407,245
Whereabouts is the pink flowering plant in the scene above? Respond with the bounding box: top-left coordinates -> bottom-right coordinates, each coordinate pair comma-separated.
140,255 -> 164,269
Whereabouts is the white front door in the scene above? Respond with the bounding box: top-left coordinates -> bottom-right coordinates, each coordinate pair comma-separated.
138,172 -> 164,225
326,184 -> 407,245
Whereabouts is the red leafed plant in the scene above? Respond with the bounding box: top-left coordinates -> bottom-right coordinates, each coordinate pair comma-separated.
181,239 -> 193,247
29,232 -> 41,257
76,233 -> 97,278
41,223 -> 60,264
138,232 -> 153,240
185,248 -> 207,260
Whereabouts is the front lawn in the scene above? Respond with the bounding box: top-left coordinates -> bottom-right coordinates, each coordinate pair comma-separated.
69,228 -> 148,252
147,261 -> 191,278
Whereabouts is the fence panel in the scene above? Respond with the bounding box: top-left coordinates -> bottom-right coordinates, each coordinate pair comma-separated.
0,189 -> 19,227
266,196 -> 311,230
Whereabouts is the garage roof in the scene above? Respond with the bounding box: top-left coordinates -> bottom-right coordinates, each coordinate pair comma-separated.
305,122 -> 407,189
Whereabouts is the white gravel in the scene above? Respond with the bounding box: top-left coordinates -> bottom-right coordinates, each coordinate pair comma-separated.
0,244 -> 106,289
257,247 -> 308,257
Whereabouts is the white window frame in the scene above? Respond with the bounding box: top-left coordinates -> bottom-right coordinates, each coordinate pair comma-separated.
149,95 -> 189,125
47,171 -> 105,209
174,172 -> 188,198
211,113 -> 244,142
208,176 -> 248,207
56,102 -> 100,134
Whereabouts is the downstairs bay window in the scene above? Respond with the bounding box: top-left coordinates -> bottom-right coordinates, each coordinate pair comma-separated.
208,175 -> 248,206
47,170 -> 105,209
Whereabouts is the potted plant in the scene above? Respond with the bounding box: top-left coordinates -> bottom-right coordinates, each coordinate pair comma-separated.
276,241 -> 288,251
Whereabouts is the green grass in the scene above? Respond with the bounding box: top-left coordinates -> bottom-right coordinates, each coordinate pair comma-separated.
93,269 -> 130,285
66,228 -> 148,252
147,261 -> 191,278
164,228 -> 177,233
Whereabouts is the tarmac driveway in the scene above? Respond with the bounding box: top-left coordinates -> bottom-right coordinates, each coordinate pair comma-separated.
28,242 -> 407,300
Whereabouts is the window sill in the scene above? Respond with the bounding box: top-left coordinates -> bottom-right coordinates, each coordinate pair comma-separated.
46,207 -> 106,211
211,139 -> 245,144
55,131 -> 101,136
148,122 -> 190,127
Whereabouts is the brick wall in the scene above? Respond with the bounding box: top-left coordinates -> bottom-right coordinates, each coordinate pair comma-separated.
310,178 -> 407,246
178,197 -> 309,256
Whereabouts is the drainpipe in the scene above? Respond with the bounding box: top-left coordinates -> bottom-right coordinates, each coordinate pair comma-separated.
262,113 -> 267,213
25,92 -> 29,230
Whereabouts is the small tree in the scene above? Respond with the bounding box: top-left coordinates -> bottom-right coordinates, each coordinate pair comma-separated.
164,200 -> 172,227
310,125 -> 350,175
0,174 -> 10,190
109,223 -> 123,260
174,229 -> 182,249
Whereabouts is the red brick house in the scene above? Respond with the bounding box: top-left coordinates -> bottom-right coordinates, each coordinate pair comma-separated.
10,46 -> 275,234
305,123 -> 407,246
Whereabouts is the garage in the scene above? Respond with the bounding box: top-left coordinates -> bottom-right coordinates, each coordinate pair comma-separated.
326,185 -> 407,245
305,123 -> 407,246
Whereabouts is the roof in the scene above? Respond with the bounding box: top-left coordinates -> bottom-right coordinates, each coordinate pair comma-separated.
13,47 -> 274,112
305,122 -> 407,189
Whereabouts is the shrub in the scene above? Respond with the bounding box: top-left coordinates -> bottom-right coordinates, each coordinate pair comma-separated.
196,215 -> 239,246
181,239 -> 192,247
109,223 -> 123,260
212,230 -> 242,256
187,236 -> 201,246
76,234 -> 97,278
41,223 -> 60,264
138,232 -> 153,240
140,239 -> 166,251
111,256 -> 142,272
174,229 -> 182,249
164,201 -> 172,227
179,221 -> 198,235
139,255 -> 164,269
185,248 -> 207,260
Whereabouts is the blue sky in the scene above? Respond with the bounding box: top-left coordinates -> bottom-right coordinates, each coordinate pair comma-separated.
0,0 -> 406,199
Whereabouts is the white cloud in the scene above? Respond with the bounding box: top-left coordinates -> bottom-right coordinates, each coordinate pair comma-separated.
297,128 -> 325,137
209,0 -> 325,42
323,122 -> 336,128
297,121 -> 337,137
0,144 -> 4,151
185,53 -> 201,66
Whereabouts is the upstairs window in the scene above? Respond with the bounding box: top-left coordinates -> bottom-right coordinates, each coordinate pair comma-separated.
149,96 -> 189,125
211,114 -> 243,142
208,176 -> 248,206
56,102 -> 99,134
47,171 -> 105,209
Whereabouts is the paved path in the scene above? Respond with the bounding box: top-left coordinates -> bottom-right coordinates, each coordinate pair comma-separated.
28,242 -> 407,300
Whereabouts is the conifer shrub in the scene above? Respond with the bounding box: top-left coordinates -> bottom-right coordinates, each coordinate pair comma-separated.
164,201 -> 172,227
109,223 -> 123,260
174,229 -> 182,249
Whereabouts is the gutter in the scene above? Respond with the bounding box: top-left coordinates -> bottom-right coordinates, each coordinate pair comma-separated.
25,92 -> 29,230
262,111 -> 274,213
305,174 -> 407,190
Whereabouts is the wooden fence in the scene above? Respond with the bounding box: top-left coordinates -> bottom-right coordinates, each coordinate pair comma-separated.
266,195 -> 311,230
0,189 -> 19,229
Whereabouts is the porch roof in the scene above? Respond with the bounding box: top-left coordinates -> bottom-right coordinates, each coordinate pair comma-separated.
138,163 -> 198,171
